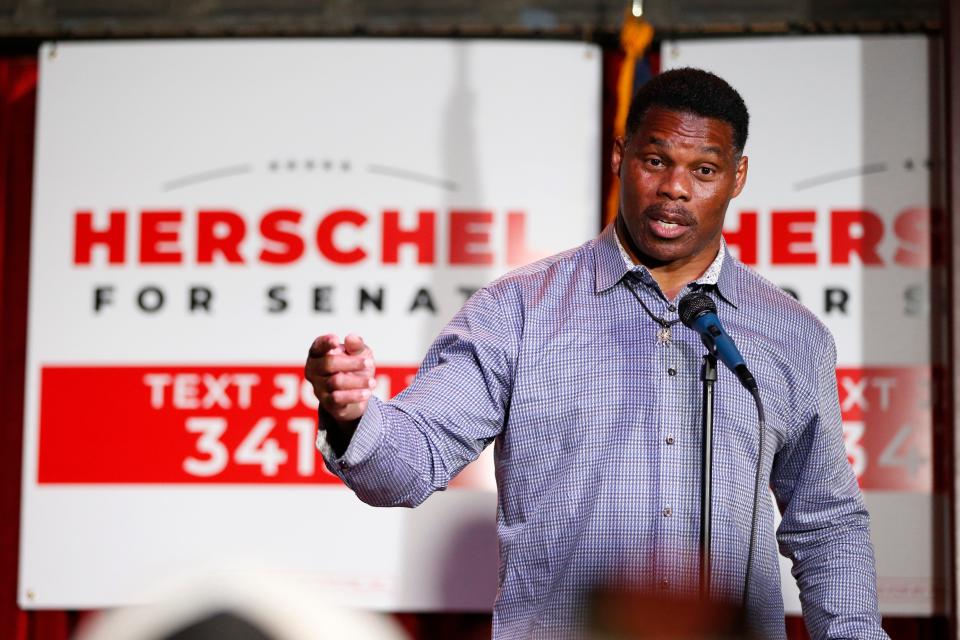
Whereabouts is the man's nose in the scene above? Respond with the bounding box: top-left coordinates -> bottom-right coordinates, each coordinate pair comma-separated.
657,167 -> 691,201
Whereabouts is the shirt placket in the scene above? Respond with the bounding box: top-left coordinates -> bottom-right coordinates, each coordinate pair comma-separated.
657,297 -> 689,592
630,272 -> 689,593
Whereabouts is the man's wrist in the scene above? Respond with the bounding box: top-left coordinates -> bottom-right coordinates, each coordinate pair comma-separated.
319,409 -> 360,458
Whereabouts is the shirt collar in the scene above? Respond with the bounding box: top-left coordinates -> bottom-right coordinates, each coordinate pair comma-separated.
594,223 -> 632,293
593,222 -> 740,308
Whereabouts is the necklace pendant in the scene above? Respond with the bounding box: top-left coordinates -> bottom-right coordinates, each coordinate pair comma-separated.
656,326 -> 673,345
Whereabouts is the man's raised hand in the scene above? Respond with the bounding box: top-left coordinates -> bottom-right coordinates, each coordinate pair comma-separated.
305,334 -> 376,426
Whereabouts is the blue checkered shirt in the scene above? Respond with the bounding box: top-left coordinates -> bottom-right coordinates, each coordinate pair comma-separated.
319,224 -> 887,640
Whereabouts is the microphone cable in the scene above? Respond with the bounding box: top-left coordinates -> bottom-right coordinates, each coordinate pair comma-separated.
742,385 -> 766,612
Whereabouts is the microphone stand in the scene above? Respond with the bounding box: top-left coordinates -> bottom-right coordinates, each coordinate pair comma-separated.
699,350 -> 718,602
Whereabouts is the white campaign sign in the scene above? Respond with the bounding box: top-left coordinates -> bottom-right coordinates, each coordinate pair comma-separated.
665,36 -> 937,615
20,40 -> 600,609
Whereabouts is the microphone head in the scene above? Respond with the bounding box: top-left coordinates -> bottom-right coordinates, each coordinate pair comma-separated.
678,291 -> 717,328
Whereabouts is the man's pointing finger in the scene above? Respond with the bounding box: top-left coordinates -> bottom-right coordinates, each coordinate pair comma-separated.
308,334 -> 341,359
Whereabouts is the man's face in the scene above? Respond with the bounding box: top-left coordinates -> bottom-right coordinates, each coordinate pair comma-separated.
611,106 -> 748,269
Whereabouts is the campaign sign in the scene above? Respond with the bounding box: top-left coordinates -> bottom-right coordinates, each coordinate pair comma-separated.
19,40 -> 600,609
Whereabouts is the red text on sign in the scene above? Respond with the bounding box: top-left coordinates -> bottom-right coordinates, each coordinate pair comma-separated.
73,209 -> 545,268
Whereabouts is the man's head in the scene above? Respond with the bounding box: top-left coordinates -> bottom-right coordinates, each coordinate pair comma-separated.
612,68 -> 750,281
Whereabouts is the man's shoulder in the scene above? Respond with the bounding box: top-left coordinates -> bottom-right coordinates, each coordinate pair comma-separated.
483,235 -> 599,296
727,256 -> 835,349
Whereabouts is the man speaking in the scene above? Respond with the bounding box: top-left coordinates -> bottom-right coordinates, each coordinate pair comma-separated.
304,68 -> 887,639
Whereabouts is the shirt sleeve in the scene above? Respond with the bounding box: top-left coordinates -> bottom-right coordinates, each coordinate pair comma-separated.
770,333 -> 889,640
316,286 -> 516,508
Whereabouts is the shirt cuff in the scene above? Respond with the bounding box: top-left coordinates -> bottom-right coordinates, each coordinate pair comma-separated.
315,397 -> 386,474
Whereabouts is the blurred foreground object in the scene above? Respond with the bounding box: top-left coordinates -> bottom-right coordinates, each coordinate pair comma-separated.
75,570 -> 406,640
589,586 -> 755,639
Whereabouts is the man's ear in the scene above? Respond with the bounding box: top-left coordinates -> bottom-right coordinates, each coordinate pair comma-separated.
612,136 -> 625,177
731,154 -> 748,198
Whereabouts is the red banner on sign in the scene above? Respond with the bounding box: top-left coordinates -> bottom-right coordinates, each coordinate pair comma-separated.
37,365 -> 417,484
836,366 -> 930,492
37,365 -> 931,490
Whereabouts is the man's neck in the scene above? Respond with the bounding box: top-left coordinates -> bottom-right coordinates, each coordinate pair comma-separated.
614,219 -> 720,301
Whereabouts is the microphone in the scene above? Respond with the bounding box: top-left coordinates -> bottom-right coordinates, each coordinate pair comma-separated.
678,292 -> 758,392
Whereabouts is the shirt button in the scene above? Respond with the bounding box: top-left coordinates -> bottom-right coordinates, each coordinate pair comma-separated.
338,460 -> 349,470
665,435 -> 675,445
659,578 -> 670,590
667,367 -> 677,376
668,304 -> 677,312
662,506 -> 672,517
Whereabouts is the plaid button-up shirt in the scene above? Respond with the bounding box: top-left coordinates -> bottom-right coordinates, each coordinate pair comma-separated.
319,224 -> 887,640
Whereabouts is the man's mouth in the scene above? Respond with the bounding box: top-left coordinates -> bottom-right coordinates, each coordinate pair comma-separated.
649,217 -> 689,239
634,204 -> 696,240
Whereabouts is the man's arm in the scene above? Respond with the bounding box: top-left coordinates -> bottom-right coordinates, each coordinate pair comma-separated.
305,287 -> 515,508
770,333 -> 888,640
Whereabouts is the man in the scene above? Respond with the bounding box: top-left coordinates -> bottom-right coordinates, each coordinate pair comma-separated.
305,68 -> 887,639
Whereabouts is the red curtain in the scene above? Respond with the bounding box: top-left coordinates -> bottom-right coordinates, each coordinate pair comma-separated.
0,57 -> 32,640
0,55 -> 32,640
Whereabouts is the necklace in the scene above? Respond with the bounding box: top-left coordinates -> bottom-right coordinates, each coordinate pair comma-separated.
624,274 -> 680,346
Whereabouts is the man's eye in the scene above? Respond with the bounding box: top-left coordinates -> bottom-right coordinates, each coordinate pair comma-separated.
697,166 -> 715,176
646,158 -> 663,167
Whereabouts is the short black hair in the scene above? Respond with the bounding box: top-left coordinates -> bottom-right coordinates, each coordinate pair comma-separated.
625,67 -> 749,154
